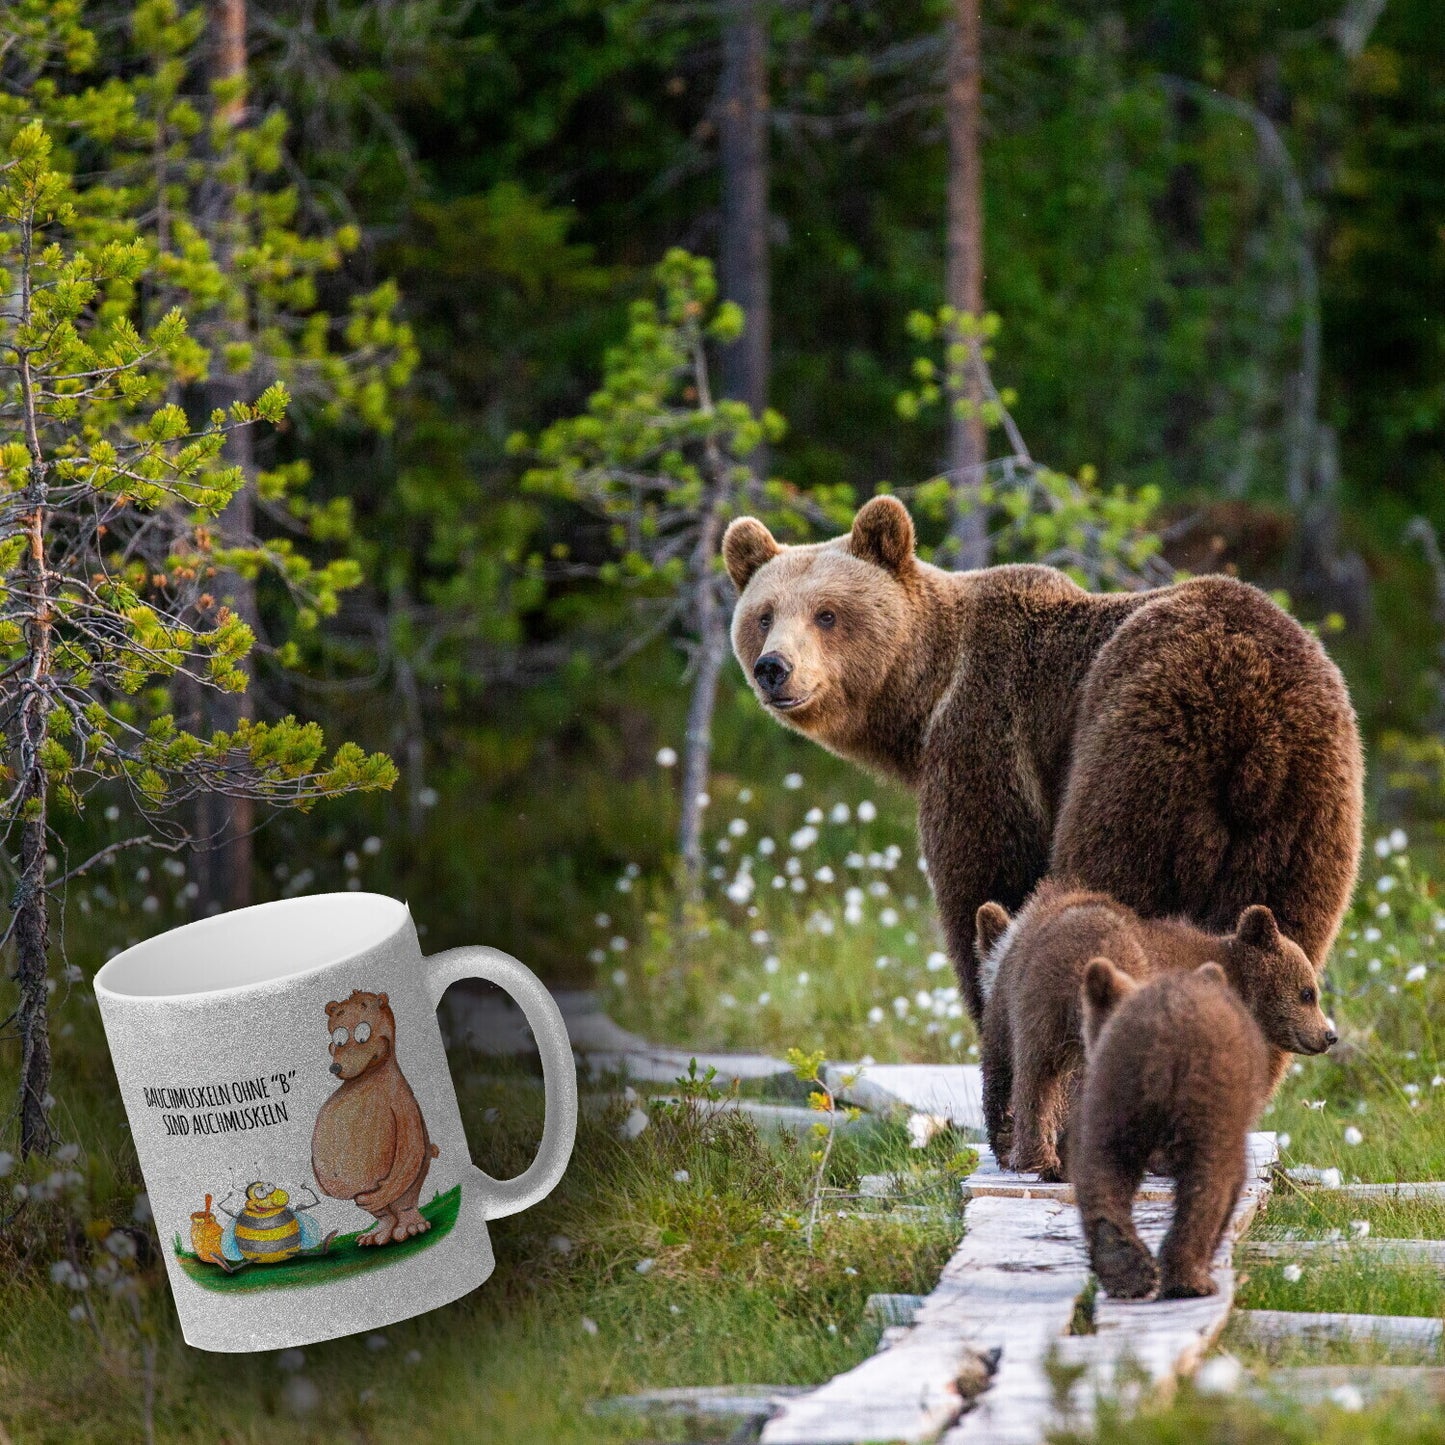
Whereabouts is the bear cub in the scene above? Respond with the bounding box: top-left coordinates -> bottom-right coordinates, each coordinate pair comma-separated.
975,882 -> 1334,1181
1075,959 -> 1324,1299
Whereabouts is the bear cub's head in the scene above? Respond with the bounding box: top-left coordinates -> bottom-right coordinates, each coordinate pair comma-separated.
324,989 -> 397,1080
1224,905 -> 1336,1056
722,497 -> 919,741
1080,956 -> 1142,1055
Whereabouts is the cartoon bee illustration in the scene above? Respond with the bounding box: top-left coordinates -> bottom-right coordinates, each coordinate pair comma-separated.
211,1181 -> 337,1267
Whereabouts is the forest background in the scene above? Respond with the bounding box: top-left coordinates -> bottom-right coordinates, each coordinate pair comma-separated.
4,0 -> 1445,1031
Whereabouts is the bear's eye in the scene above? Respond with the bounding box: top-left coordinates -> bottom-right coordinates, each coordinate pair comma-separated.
758,611 -> 772,633
354,1020 -> 372,1043
330,1026 -> 349,1047
815,609 -> 836,629
1299,987 -> 1316,1006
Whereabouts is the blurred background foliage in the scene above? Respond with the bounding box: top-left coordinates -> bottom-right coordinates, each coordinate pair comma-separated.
7,0 -> 1445,981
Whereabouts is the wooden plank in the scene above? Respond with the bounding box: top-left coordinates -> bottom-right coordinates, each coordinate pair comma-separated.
1283,1167 -> 1445,1201
1233,1309 -> 1444,1350
1242,1238 -> 1445,1268
961,1145 -> 1175,1204
827,1063 -> 987,1136
1256,1366 -> 1445,1406
942,1134 -> 1276,1445
761,1195 -> 1077,1444
590,1384 -> 808,1427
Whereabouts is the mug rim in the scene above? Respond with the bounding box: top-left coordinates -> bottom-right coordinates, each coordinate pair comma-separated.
94,892 -> 412,1004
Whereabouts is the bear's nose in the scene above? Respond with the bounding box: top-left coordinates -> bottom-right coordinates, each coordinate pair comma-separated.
754,652 -> 792,694
330,1062 -> 343,1077
1324,1029 -> 1339,1048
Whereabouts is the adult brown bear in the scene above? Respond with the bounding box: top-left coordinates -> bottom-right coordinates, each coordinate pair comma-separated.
723,497 -> 1363,1026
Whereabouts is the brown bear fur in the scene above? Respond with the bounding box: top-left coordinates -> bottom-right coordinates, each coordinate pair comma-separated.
975,883 -> 1334,1181
1073,959 -> 1289,1299
310,990 -> 440,1247
723,497 -> 1363,1026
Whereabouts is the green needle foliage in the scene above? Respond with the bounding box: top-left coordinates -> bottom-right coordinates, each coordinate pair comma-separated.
0,119 -> 397,1158
515,248 -> 853,876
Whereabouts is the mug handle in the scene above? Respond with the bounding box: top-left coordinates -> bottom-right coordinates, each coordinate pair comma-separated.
424,945 -> 578,1220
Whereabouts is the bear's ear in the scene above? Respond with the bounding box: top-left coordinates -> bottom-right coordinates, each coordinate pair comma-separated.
974,902 -> 1011,963
377,992 -> 389,1009
848,496 -> 915,575
324,1000 -> 342,1019
1082,957 -> 1135,1015
722,517 -> 781,591
1195,961 -> 1229,987
1235,905 -> 1280,950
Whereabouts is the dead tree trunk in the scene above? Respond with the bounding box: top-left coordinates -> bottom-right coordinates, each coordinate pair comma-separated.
718,0 -> 771,474
944,0 -> 989,570
194,0 -> 257,912
12,226 -> 56,1156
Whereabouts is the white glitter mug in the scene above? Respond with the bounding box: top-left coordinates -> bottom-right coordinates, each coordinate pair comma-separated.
94,893 -> 577,1352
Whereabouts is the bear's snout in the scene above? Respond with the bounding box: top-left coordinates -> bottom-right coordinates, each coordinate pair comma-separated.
754,652 -> 792,695
330,1061 -> 343,1077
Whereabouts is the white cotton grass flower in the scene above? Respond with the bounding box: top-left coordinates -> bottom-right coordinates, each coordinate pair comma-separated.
1277,1133 -> 1291,1150
1377,874 -> 1397,893
1343,1125 -> 1364,1146
282,1375 -> 322,1416
1407,964 -> 1428,983
1194,1355 -> 1245,1396
790,826 -> 819,851
588,948 -> 606,965
1329,1384 -> 1366,1413
806,807 -> 824,824
783,772 -> 804,790
1391,827 -> 1409,852
880,908 -> 900,928
1350,1219 -> 1370,1240
581,1316 -> 600,1336
758,837 -> 776,856
728,817 -> 748,837
1281,1263 -> 1303,1283
857,800 -> 877,822
927,951 -> 949,972
1374,835 -> 1392,859
594,912 -> 611,929
751,929 -> 771,945
757,991 -> 771,1005
549,1235 -> 573,1255
907,1112 -> 949,1149
635,1258 -> 656,1275
868,1006 -> 885,1025
611,969 -> 627,988
764,956 -> 781,975
616,1108 -> 650,1141
815,865 -> 835,884
656,747 -> 678,767
276,1348 -> 306,1373
672,1169 -> 690,1183
830,803 -> 851,824
797,971 -> 810,985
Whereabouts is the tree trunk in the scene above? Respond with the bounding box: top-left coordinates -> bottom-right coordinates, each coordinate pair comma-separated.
12,217 -> 57,1157
14,808 -> 53,1158
944,0 -> 989,570
194,0 -> 256,913
678,586 -> 729,885
717,0 -> 770,473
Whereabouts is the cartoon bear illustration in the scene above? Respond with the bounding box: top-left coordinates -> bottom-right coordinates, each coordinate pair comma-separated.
310,990 -> 440,1246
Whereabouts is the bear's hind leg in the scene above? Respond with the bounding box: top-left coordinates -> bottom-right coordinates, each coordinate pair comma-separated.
981,1005 -> 1014,1164
1077,1159 -> 1157,1299
1007,1056 -> 1068,1183
1158,1149 -> 1245,1299
387,1152 -> 435,1242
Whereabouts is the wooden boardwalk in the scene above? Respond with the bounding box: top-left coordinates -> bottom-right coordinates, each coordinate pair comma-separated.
763,1134 -> 1277,1445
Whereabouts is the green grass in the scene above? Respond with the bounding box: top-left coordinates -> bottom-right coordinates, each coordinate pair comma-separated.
0,973 -> 962,1443
173,1184 -> 461,1293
